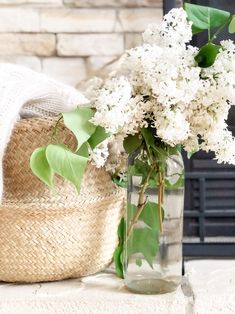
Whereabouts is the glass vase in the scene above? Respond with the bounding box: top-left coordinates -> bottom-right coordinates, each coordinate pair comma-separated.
124,149 -> 184,294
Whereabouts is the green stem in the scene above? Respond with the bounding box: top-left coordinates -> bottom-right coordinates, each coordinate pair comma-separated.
158,170 -> 164,233
126,165 -> 155,240
48,115 -> 63,144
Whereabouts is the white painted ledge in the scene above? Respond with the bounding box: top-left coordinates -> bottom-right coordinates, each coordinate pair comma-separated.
0,260 -> 235,314
185,260 -> 235,314
0,270 -> 186,314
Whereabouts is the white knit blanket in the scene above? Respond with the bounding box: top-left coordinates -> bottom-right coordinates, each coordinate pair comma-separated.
0,63 -> 88,202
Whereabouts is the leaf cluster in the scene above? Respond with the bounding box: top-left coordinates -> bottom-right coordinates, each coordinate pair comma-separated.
184,3 -> 235,68
30,108 -> 109,193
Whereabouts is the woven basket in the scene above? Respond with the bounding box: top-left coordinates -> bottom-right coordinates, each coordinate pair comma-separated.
0,117 -> 125,283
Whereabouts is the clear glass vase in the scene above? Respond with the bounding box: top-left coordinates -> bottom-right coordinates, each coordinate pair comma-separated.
124,149 -> 184,294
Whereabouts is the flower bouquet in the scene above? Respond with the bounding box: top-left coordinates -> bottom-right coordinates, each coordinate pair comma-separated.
31,3 -> 235,294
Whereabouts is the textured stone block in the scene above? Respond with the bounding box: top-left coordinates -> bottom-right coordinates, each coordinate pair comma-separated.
57,34 -> 124,56
86,56 -> 118,76
64,0 -> 162,7
124,33 -> 142,49
119,8 -> 162,32
0,56 -> 41,71
0,8 -> 40,32
41,8 -> 116,33
42,57 -> 87,86
0,34 -> 56,56
0,0 -> 62,4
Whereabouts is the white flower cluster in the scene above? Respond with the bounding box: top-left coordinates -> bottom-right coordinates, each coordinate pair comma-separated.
90,8 -> 235,167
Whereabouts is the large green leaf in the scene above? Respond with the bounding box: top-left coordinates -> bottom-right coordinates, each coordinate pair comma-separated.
117,217 -> 125,241
46,144 -> 88,193
128,202 -> 164,232
113,218 -> 125,278
123,134 -> 142,154
113,246 -> 124,278
141,127 -> 155,148
184,3 -> 231,33
77,142 -> 89,158
30,146 -> 54,188
141,127 -> 168,164
195,43 -> 220,68
128,228 -> 159,268
229,15 -> 235,33
88,126 -> 110,149
62,108 -> 96,150
140,202 -> 164,231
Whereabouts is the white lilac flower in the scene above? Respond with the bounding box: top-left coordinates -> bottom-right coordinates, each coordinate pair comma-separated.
87,7 -> 235,167
91,76 -> 132,134
89,138 -> 110,168
143,8 -> 192,47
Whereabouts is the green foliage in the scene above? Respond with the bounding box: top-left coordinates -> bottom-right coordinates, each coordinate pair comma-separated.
184,3 -> 232,68
229,16 -> 235,33
184,3 -> 230,34
128,202 -> 164,231
113,218 -> 125,278
88,126 -> 110,149
76,142 -> 89,158
46,144 -> 88,193
195,42 -> 221,68
30,147 -> 54,188
30,108 -> 111,194
123,134 -> 142,154
62,107 -> 96,150
128,228 -> 159,268
129,159 -> 150,178
112,176 -> 128,188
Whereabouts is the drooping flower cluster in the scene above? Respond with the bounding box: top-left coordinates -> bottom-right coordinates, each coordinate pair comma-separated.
89,8 -> 235,168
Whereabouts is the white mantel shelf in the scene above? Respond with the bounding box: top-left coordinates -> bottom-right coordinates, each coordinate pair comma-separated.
0,260 -> 235,314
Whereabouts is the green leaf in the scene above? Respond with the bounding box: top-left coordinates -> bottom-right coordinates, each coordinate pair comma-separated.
140,202 -> 164,231
128,202 -> 164,232
77,142 -> 89,158
229,15 -> 235,33
123,134 -> 142,154
192,24 -> 204,35
195,43 -> 220,68
184,3 -> 230,32
112,176 -> 128,188
46,144 -> 88,193
117,217 -> 125,242
129,159 -> 150,177
88,126 -> 110,150
62,108 -> 96,150
30,146 -> 54,188
128,228 -> 159,268
141,127 -> 155,148
113,218 -> 125,278
113,246 -> 124,278
141,127 -> 168,164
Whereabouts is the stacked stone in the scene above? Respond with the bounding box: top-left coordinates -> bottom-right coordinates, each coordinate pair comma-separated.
0,0 -> 163,86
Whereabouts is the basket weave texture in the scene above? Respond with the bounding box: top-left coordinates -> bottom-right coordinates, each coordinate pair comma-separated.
0,117 -> 124,283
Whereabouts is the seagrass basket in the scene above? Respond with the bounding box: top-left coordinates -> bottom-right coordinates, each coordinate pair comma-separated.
0,117 -> 125,283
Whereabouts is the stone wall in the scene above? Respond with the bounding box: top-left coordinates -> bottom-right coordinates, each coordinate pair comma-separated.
0,0 -> 164,86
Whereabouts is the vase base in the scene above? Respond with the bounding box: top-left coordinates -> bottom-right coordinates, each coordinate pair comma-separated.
125,277 -> 181,295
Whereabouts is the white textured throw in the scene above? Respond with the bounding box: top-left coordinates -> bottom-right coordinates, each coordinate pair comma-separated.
0,63 -> 88,202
